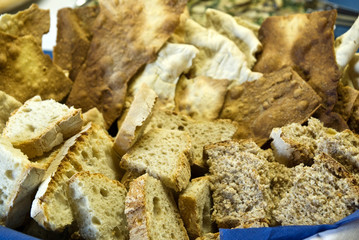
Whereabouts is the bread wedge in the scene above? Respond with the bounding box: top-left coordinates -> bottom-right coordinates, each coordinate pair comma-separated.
125,173 -> 189,240
0,137 -> 45,228
68,172 -> 128,240
31,123 -> 122,231
120,128 -> 191,192
2,96 -> 83,158
178,176 -> 214,239
83,108 -> 106,130
0,90 -> 21,133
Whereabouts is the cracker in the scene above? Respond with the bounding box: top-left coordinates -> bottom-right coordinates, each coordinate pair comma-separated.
0,32 -> 72,103
220,67 -> 321,145
253,10 -> 340,111
66,0 -> 187,127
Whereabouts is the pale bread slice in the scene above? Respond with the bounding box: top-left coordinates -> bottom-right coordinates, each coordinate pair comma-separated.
125,173 -> 189,240
128,43 -> 198,110
120,128 -> 191,192
31,123 -> 122,231
145,109 -> 238,168
114,84 -> 157,156
175,75 -> 230,120
68,172 -> 128,240
83,107 -> 107,130
335,16 -> 359,71
178,176 -> 214,239
0,90 -> 21,133
0,136 -> 45,228
206,8 -> 262,68
2,96 -> 83,158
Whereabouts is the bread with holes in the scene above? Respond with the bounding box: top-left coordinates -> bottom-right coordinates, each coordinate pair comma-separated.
178,176 -> 214,239
120,128 -> 191,192
0,136 -> 45,228
125,173 -> 189,240
68,172 -> 128,240
145,109 -> 238,168
31,123 -> 122,231
0,90 -> 21,133
2,96 -> 83,158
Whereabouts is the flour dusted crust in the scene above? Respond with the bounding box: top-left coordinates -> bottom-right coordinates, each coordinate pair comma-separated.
66,0 -> 187,127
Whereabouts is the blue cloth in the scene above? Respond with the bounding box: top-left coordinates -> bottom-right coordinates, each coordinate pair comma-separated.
0,226 -> 39,240
220,210 -> 359,240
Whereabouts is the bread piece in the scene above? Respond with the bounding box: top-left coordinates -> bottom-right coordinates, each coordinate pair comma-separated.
0,32 -> 73,103
0,137 -> 45,228
274,153 -> 359,225
175,75 -> 230,120
125,173 -> 189,240
120,170 -> 142,190
83,108 -> 107,130
220,67 -> 321,146
0,90 -> 21,133
68,172 -> 128,240
120,128 -> 191,192
2,96 -> 83,158
205,140 -> 292,228
31,123 -> 122,231
178,176 -> 214,239
66,0 -> 187,127
334,82 -> 359,121
0,4 -> 49,45
54,6 -> 99,81
195,233 -> 219,240
114,84 -> 157,156
253,10 -> 340,111
206,8 -> 262,68
145,110 -> 238,168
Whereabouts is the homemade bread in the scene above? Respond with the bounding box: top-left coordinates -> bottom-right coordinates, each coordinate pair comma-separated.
120,128 -> 191,192
178,176 -> 214,239
31,123 -> 122,231
274,153 -> 359,225
125,173 -> 189,240
0,90 -> 21,133
2,96 -> 83,158
114,84 -> 157,156
0,137 -> 45,228
68,172 -> 128,240
145,110 -> 238,168
195,232 -> 220,240
83,108 -> 106,130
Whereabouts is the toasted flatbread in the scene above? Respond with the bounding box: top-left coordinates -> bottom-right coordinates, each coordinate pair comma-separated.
0,4 -> 49,45
175,75 -> 230,120
53,6 -> 99,81
66,0 -> 187,127
254,10 -> 340,111
220,67 -> 321,145
0,32 -> 72,103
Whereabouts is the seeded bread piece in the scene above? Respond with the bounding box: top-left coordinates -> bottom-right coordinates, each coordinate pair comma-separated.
120,128 -> 191,192
145,110 -> 238,168
68,172 -> 128,240
205,140 -> 293,228
195,232 -> 220,240
0,90 -> 21,134
114,84 -> 157,156
31,123 -> 122,231
2,96 -> 83,158
0,137 -> 45,228
125,173 -> 189,240
178,176 -> 214,239
274,153 -> 359,225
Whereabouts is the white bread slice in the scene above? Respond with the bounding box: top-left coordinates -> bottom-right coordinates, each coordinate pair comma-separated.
0,90 -> 21,133
125,173 -> 189,240
120,128 -> 191,192
2,96 -> 83,158
0,136 -> 45,228
114,84 -> 157,156
83,107 -> 107,130
145,109 -> 238,168
31,123 -> 122,231
178,176 -> 214,239
68,172 -> 128,240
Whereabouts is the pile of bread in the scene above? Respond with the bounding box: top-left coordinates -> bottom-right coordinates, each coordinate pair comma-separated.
0,0 -> 359,239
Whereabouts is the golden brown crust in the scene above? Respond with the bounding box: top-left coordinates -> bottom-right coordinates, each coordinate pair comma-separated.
254,10 -> 340,111
66,0 -> 187,127
220,67 -> 321,146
